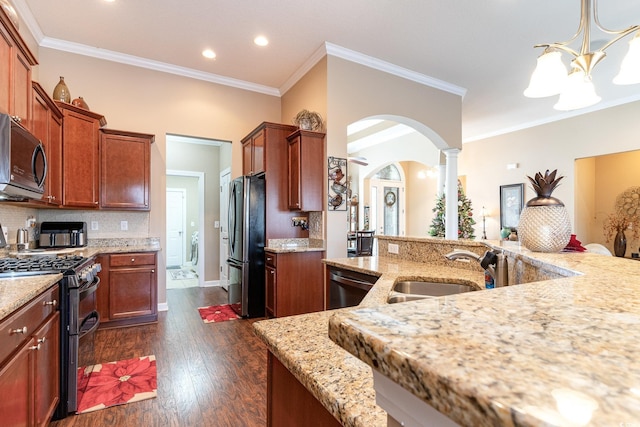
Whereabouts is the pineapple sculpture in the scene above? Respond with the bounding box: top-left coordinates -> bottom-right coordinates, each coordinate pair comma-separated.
518,169 -> 572,252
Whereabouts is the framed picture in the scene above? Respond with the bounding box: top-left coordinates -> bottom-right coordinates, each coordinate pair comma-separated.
500,183 -> 524,229
328,156 -> 347,211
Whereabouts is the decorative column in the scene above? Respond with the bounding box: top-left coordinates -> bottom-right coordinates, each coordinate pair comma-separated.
443,149 -> 460,240
436,164 -> 446,195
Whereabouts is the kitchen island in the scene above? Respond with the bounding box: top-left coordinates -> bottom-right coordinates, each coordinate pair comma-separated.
255,238 -> 640,426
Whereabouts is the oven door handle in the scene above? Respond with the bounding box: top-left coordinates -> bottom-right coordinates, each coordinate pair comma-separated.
79,310 -> 100,339
79,276 -> 100,301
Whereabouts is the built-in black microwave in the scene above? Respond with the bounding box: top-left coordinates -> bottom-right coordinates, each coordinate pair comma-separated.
0,113 -> 47,201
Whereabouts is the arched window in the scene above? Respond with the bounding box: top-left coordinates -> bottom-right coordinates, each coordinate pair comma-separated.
374,164 -> 401,181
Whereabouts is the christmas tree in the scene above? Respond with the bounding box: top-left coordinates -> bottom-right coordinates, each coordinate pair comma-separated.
428,180 -> 476,239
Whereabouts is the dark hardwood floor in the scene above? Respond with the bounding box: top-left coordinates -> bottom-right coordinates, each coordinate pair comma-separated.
50,287 -> 267,427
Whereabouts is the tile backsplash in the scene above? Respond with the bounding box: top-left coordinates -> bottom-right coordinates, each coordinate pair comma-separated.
0,205 -> 149,244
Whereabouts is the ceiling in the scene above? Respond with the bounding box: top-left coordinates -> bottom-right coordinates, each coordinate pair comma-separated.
14,0 -> 640,142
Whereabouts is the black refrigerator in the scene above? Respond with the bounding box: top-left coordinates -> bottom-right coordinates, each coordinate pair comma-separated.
227,173 -> 266,317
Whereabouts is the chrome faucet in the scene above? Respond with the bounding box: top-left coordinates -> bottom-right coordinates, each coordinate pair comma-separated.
445,249 -> 508,287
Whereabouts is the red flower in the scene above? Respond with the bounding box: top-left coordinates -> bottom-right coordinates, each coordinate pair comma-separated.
77,356 -> 157,413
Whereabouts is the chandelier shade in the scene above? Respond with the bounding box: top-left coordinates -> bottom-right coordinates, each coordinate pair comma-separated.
525,0 -> 640,110
613,33 -> 640,85
554,69 -> 601,111
524,51 -> 569,98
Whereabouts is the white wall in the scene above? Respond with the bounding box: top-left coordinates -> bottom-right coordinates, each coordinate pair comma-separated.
459,101 -> 640,250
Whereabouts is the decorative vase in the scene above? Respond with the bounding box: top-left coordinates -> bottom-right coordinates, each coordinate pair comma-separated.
52,76 -> 71,103
518,205 -> 572,252
500,227 -> 511,239
72,96 -> 89,110
614,229 -> 627,257
517,170 -> 571,253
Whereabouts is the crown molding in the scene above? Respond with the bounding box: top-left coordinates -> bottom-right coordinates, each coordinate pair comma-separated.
279,43 -> 328,95
40,37 -> 281,96
324,42 -> 467,98
12,0 -> 43,42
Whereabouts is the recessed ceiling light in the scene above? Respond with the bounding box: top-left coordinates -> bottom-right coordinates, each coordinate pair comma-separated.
202,49 -> 216,59
104,0 -> 116,3
254,36 -> 269,47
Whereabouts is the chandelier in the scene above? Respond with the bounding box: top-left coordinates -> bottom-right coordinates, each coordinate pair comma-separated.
524,0 -> 640,111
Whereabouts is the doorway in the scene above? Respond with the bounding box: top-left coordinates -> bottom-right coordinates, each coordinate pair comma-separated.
368,164 -> 406,236
166,188 -> 186,268
166,171 -> 205,289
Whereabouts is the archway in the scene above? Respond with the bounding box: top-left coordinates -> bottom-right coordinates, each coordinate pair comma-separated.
347,118 -> 445,237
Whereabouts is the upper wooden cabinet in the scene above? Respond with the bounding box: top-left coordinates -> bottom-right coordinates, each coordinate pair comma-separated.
100,129 -> 154,210
287,129 -> 325,211
0,7 -> 37,123
55,101 -> 106,208
31,82 -> 63,206
241,127 -> 265,175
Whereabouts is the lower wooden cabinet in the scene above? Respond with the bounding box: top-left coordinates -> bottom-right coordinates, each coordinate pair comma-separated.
0,284 -> 60,427
97,252 -> 158,329
267,352 -> 341,427
265,251 -> 325,318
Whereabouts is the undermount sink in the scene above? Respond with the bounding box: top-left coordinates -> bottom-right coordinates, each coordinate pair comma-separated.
387,280 -> 476,304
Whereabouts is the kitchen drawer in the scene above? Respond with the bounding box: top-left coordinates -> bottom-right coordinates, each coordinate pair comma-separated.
265,252 -> 277,268
109,252 -> 156,267
0,284 -> 59,364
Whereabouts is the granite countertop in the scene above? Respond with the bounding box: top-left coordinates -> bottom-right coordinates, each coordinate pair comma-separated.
265,238 -> 325,254
0,239 -> 161,322
0,274 -> 63,319
253,257 -> 485,427
328,245 -> 640,426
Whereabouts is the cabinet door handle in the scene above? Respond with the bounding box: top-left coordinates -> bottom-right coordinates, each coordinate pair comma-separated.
37,337 -> 46,344
151,269 -> 155,273
11,326 -> 27,335
44,299 -> 57,306
131,258 -> 135,262
29,343 -> 41,351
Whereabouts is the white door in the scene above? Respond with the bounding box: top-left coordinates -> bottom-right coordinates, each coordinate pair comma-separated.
219,169 -> 231,290
370,179 -> 405,236
166,188 -> 186,268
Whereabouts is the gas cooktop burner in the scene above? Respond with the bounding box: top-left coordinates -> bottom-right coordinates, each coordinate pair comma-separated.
0,255 -> 88,277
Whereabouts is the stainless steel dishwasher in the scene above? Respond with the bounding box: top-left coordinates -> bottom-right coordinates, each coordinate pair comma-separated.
328,266 -> 379,309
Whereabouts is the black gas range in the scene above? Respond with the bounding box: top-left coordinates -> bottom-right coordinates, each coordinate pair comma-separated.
0,254 -> 92,278
0,254 -> 102,418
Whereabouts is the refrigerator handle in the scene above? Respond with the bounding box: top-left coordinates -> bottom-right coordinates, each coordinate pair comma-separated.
228,181 -> 236,256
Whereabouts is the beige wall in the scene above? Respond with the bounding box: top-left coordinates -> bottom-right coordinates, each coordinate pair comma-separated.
575,149 -> 640,253
325,57 -> 462,257
403,161 -> 438,237
459,101 -> 640,251
33,48 -> 281,305
281,57 -> 328,131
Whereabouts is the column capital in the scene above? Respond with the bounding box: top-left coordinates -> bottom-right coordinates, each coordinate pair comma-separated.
442,148 -> 461,158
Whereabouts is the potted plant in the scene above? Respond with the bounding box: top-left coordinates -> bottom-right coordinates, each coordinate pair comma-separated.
293,109 -> 324,131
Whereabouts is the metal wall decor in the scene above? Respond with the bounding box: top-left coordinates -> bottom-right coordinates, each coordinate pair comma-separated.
328,156 -> 347,211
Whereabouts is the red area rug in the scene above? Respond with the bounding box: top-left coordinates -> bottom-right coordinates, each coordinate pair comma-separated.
77,355 -> 157,414
197,304 -> 241,323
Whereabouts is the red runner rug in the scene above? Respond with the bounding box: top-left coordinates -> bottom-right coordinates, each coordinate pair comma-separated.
77,355 -> 157,414
197,304 -> 241,323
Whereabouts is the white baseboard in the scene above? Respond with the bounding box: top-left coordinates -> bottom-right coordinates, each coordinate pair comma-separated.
202,280 -> 221,287
158,302 -> 169,312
